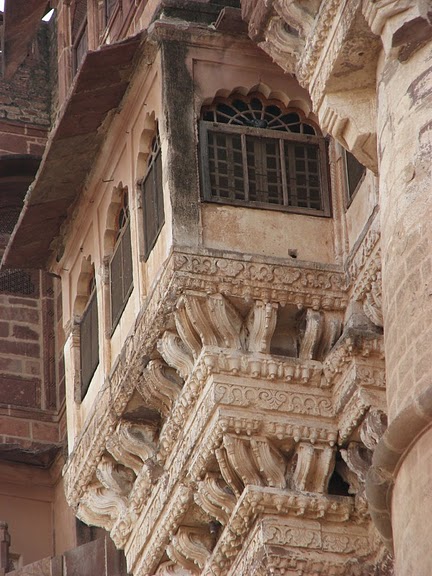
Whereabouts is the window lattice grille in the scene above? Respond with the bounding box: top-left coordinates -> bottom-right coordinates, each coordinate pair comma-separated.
141,132 -> 165,260
200,94 -> 329,215
80,283 -> 99,399
110,195 -> 133,331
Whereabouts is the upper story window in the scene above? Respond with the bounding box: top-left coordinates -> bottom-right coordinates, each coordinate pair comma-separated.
200,94 -> 330,216
80,274 -> 99,399
343,148 -> 366,205
110,192 -> 133,331
72,0 -> 88,74
141,132 -> 164,260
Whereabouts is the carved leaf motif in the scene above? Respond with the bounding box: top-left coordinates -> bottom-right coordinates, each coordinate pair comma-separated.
292,443 -> 335,493
96,454 -> 135,496
168,527 -> 212,571
215,446 -> 244,498
207,293 -> 243,349
175,300 -> 203,359
340,442 -> 371,484
360,409 -> 387,451
246,301 -> 278,353
273,0 -> 319,37
223,434 -> 264,487
78,484 -> 128,531
195,473 -> 236,525
158,331 -> 194,379
299,309 -> 323,360
250,437 -> 287,489
215,259 -> 244,277
139,360 -> 182,416
106,434 -> 143,475
106,420 -> 156,476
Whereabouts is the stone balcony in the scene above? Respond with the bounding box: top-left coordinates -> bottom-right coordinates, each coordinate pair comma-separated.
61,246 -> 389,575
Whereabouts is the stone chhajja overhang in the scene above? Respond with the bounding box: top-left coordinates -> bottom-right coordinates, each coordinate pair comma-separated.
2,31 -> 146,270
62,247 -> 391,575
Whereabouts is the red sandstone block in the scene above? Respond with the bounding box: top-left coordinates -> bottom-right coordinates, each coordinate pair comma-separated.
25,359 -> 41,376
0,339 -> 40,358
0,356 -> 22,373
25,126 -> 48,137
31,421 -> 59,443
0,121 -> 26,135
0,417 -> 30,438
8,297 -> 38,307
0,322 -> 9,337
29,143 -> 46,155
0,375 -> 40,407
0,306 -> 39,324
12,324 -> 40,341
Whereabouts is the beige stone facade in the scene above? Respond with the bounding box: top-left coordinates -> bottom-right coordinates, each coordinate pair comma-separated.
3,0 -> 432,575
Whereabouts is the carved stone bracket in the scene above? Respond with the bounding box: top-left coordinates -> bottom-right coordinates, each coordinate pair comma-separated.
318,90 -> 378,173
363,0 -> 432,60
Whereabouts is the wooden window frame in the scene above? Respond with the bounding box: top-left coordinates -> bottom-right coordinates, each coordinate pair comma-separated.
200,121 -> 331,217
109,210 -> 133,334
80,283 -> 99,400
141,135 -> 165,261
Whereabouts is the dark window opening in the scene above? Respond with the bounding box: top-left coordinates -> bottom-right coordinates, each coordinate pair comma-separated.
80,277 -> 99,399
72,0 -> 88,74
105,0 -> 118,25
344,149 -> 366,204
110,194 -> 133,331
200,94 -> 330,216
141,132 -> 165,260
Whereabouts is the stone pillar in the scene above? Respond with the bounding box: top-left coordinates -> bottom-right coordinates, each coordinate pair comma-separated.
372,11 -> 432,574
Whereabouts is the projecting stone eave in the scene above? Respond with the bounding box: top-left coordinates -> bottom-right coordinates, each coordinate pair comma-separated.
2,31 -> 146,271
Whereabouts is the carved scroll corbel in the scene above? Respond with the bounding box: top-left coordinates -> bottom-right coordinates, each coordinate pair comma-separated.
223,434 -> 264,488
106,420 -> 158,475
250,437 -> 287,489
195,473 -> 236,525
96,454 -> 135,496
167,527 -> 212,573
246,301 -> 278,353
273,0 -> 319,38
299,309 -> 323,360
158,331 -> 195,380
259,15 -> 304,74
360,408 -> 387,450
207,293 -> 243,349
138,360 -> 183,416
215,445 -> 244,499
77,483 -> 128,531
291,443 -> 335,493
177,293 -> 243,351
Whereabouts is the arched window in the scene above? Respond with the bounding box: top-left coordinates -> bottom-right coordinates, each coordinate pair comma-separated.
199,94 -> 330,215
109,191 -> 133,330
141,131 -> 164,260
80,268 -> 98,399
